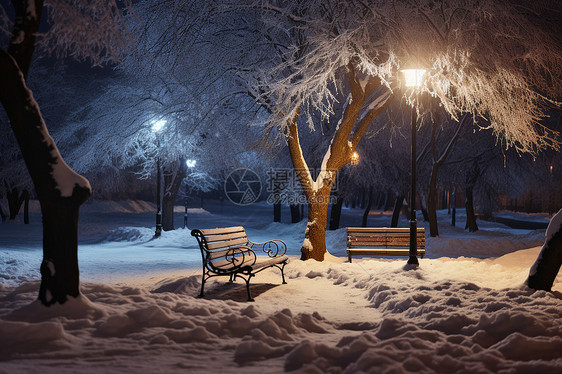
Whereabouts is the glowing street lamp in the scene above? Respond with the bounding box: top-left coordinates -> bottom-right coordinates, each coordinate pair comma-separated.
401,68 -> 426,266
351,151 -> 360,165
184,159 -> 196,229
152,119 -> 166,237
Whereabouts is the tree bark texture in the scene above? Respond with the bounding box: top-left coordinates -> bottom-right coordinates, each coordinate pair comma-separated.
162,161 -> 187,231
0,1 -> 92,305
302,197 -> 330,261
465,186 -> 479,232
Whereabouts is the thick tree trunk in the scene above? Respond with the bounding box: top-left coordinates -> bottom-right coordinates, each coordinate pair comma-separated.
1,46 -> 91,306
39,200 -> 83,305
162,162 -> 187,231
428,166 -> 439,237
465,186 -> 479,232
361,186 -> 373,227
290,204 -> 301,223
302,197 -> 329,261
329,194 -> 344,230
527,210 -> 562,291
391,194 -> 404,227
284,69 -> 392,262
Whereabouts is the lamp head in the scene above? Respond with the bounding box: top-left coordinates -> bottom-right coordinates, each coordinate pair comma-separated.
186,159 -> 196,168
401,69 -> 426,87
351,151 -> 359,165
151,120 -> 166,132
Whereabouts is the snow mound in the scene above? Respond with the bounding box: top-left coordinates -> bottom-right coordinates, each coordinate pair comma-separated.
102,226 -> 154,242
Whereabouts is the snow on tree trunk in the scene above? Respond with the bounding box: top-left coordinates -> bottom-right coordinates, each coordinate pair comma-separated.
302,197 -> 330,261
527,209 -> 562,292
0,49 -> 91,306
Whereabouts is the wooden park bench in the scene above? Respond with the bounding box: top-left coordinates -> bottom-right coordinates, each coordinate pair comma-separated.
191,226 -> 288,301
346,227 -> 425,263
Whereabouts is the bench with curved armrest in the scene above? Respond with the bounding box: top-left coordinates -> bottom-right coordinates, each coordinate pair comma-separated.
191,226 -> 288,301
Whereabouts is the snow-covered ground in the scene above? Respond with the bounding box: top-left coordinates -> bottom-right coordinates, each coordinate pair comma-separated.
0,200 -> 560,373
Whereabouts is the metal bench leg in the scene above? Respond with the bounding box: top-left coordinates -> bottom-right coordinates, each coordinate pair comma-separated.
198,271 -> 207,298
348,252 -> 352,263
243,274 -> 255,302
280,262 -> 287,284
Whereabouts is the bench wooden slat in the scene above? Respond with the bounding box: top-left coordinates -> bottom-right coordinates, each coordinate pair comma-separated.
199,226 -> 245,235
348,241 -> 425,248
347,234 -> 425,243
347,228 -> 424,233
206,237 -> 248,250
347,249 -> 426,256
204,231 -> 248,243
346,227 -> 426,262
348,232 -> 419,238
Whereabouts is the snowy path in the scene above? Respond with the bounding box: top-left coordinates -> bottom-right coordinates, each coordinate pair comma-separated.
0,201 -> 560,373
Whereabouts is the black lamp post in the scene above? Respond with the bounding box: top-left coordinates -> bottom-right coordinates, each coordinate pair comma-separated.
152,120 -> 166,237
401,68 -> 425,266
183,159 -> 196,229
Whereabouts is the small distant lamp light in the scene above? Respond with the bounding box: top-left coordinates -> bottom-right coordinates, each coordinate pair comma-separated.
151,119 -> 166,132
550,165 -> 553,174
401,69 -> 426,87
351,151 -> 360,165
186,159 -> 197,168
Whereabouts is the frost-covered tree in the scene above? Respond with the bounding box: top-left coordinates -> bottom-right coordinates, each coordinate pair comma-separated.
0,0 -> 132,305
237,0 -> 561,260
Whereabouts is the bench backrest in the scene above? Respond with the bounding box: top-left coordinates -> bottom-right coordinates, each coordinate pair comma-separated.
191,226 -> 254,271
347,227 -> 425,249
